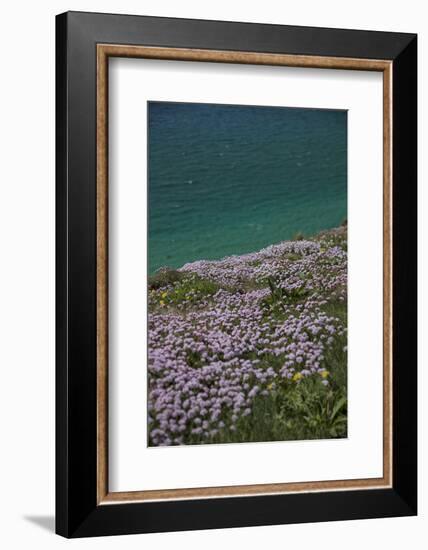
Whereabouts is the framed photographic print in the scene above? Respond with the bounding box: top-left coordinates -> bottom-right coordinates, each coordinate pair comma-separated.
56,11 -> 417,538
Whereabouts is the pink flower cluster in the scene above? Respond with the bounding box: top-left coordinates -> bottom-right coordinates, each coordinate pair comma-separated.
148,230 -> 347,446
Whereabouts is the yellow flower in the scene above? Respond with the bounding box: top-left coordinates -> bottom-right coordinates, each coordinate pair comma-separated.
161,291 -> 168,299
320,370 -> 329,379
292,372 -> 303,382
159,300 -> 165,307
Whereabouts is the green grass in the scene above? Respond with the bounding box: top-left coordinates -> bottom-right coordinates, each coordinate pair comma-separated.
150,271 -> 221,310
234,377 -> 346,442
148,268 -> 186,290
185,376 -> 347,445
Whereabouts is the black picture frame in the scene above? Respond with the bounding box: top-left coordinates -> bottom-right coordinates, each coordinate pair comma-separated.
56,11 -> 417,538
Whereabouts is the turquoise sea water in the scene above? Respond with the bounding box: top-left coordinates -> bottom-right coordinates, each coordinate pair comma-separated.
148,102 -> 347,274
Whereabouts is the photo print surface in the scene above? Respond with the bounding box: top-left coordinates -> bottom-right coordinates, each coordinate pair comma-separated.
147,101 -> 347,447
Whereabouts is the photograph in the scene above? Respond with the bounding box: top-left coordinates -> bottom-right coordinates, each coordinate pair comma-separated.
147,101 -> 348,447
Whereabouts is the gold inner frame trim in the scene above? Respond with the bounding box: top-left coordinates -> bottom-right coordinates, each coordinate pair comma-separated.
96,44 -> 393,505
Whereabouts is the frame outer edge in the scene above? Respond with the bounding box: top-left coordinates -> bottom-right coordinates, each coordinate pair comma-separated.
71,488 -> 414,538
391,35 -> 418,513
64,11 -> 416,60
55,11 -> 70,538
56,11 -> 418,537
